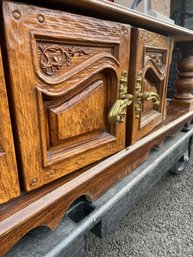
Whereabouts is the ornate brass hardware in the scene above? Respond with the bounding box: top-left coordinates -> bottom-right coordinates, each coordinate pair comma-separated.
108,71 -> 133,124
135,71 -> 160,118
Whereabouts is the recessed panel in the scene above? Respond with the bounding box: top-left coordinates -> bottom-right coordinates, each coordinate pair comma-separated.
127,28 -> 172,145
3,1 -> 130,190
48,80 -> 106,145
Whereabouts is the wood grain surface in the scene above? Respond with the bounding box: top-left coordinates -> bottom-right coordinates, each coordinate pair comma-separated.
127,28 -> 174,145
3,1 -> 130,191
0,105 -> 193,257
1,0 -> 193,255
0,45 -> 20,204
1,0 -> 193,39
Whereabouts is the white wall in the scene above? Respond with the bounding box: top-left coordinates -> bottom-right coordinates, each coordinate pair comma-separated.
114,0 -> 147,13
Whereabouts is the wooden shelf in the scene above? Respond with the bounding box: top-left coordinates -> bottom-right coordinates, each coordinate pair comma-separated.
5,0 -> 193,40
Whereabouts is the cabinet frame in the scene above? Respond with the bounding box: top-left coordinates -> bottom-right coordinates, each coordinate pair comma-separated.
3,1 -> 131,191
0,45 -> 20,204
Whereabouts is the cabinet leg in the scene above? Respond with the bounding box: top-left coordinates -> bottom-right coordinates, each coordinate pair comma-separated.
170,42 -> 193,110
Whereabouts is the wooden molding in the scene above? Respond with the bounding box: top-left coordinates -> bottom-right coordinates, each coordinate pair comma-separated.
1,107 -> 193,256
0,46 -> 20,204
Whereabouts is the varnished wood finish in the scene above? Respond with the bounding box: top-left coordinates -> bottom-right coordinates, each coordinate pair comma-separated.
3,0 -> 193,39
0,45 -> 20,204
1,106 -> 193,257
170,42 -> 193,110
3,1 -> 130,191
127,28 -> 173,144
1,0 -> 193,255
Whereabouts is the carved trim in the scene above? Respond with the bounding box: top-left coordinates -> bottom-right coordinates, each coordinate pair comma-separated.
149,53 -> 163,69
135,71 -> 143,118
32,36 -> 119,86
1,108 -> 193,257
35,53 -> 119,93
143,57 -> 166,78
38,44 -> 91,76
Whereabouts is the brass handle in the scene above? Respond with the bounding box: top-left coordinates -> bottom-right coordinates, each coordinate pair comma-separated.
108,71 -> 133,124
143,91 -> 160,105
135,71 -> 160,118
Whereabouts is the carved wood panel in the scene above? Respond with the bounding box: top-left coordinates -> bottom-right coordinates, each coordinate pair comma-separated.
127,28 -> 173,144
0,45 -> 20,204
3,2 -> 130,190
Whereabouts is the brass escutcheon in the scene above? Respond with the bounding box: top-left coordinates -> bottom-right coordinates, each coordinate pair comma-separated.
135,71 -> 160,118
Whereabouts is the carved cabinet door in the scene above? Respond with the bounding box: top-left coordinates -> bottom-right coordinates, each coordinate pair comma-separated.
0,46 -> 20,204
3,2 -> 131,191
127,28 -> 173,144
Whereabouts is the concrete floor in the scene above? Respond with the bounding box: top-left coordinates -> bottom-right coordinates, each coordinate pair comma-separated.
85,151 -> 193,257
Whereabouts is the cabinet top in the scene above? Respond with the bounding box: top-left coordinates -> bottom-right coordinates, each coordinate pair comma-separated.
2,0 -> 193,41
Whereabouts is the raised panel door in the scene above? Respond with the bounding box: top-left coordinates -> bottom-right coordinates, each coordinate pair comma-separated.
127,28 -> 173,144
3,2 -> 131,190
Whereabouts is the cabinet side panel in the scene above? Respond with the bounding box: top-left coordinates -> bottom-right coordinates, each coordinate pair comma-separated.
0,46 -> 20,204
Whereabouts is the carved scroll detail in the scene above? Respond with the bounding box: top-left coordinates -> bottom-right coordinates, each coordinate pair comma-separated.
149,53 -> 163,69
135,71 -> 143,118
38,44 -> 91,76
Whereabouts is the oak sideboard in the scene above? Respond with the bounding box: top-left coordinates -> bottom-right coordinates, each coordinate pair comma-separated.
1,0 -> 193,256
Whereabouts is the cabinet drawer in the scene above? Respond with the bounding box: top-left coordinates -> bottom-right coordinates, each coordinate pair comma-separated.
0,46 -> 20,204
127,28 -> 173,144
3,2 -> 131,190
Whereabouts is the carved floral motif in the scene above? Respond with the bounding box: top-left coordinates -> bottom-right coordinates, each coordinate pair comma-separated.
149,52 -> 163,69
38,44 -> 91,76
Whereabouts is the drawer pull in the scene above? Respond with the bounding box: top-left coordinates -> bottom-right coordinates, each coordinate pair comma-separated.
135,71 -> 160,118
108,71 -> 133,124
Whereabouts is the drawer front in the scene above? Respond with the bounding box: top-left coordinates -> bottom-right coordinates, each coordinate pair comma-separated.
127,28 -> 173,144
3,2 -> 131,190
0,46 -> 20,204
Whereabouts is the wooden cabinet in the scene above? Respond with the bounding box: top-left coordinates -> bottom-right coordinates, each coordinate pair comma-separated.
2,1 -> 193,255
0,2 -> 174,199
0,46 -> 20,204
127,28 -> 173,144
3,1 -> 131,191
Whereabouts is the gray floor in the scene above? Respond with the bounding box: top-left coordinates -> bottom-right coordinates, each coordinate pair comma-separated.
85,152 -> 193,257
